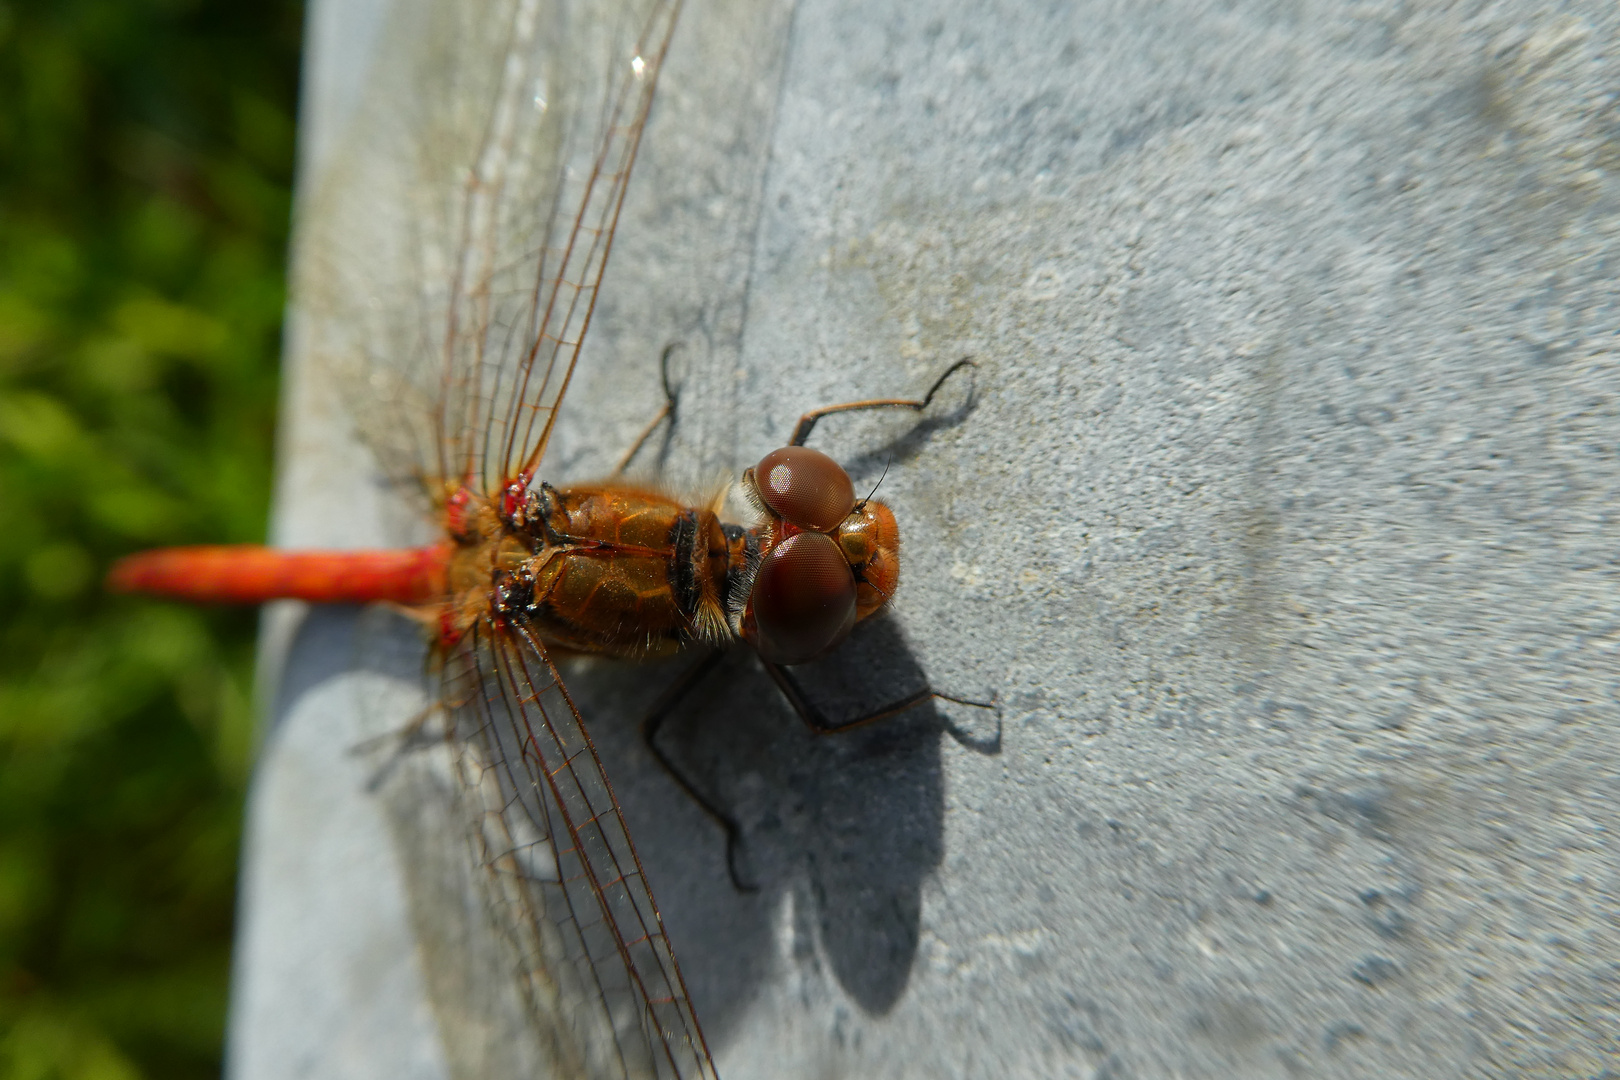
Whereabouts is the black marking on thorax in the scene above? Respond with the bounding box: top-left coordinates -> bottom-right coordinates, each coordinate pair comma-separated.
671,509 -> 701,620
530,482 -> 567,548
492,567 -> 536,618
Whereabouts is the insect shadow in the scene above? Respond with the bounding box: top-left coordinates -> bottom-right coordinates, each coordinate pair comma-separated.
265,603 -> 400,734
557,605 -> 999,1021
748,612 -> 999,1014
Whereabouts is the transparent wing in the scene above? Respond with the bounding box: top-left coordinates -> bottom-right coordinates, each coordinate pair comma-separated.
441,621 -> 717,1080
298,0 -> 681,501
424,0 -> 683,492
296,0 -> 708,1073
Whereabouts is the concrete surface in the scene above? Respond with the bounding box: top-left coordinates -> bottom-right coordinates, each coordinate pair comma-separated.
230,0 -> 1620,1077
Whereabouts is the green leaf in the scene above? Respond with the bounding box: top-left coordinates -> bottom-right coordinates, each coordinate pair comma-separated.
0,391 -> 87,460
111,297 -> 226,365
24,542 -> 93,600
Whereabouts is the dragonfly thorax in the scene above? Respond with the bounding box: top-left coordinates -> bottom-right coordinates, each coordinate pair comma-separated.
465,482 -> 736,659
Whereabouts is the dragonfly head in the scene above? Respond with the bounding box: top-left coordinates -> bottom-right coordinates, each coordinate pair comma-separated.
736,446 -> 900,664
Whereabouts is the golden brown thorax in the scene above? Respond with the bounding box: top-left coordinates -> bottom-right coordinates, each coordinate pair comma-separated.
443,484 -> 738,659
529,485 -> 733,657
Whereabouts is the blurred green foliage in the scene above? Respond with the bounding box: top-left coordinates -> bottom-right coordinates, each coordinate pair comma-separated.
0,0 -> 302,1076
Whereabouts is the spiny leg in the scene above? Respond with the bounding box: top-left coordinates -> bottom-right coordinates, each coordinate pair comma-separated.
761,657 -> 997,736
640,648 -> 760,892
789,357 -> 976,447
610,342 -> 682,479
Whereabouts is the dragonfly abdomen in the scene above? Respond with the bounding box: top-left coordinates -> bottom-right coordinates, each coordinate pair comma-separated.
107,544 -> 451,605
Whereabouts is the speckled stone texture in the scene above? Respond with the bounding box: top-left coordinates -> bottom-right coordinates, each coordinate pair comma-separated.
230,1 -> 1620,1077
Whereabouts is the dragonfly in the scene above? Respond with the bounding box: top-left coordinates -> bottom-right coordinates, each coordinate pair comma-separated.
109,0 -> 984,1075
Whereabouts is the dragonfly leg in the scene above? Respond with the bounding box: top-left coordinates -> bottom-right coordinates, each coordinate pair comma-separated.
610,341 -> 682,478
789,357 -> 976,447
760,657 -> 998,736
641,648 -> 761,892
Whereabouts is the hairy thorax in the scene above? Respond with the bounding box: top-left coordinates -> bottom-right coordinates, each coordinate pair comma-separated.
442,483 -> 742,659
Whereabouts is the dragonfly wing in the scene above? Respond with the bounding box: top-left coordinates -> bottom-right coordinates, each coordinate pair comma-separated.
441,621 -> 717,1080
293,0 -> 709,1072
431,0 -> 685,491
295,0 -> 682,505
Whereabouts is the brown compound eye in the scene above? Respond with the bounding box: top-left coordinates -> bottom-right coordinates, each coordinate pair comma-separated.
753,445 -> 856,532
750,531 -> 857,664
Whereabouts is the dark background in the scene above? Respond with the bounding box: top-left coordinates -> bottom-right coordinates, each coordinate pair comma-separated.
0,1 -> 302,1075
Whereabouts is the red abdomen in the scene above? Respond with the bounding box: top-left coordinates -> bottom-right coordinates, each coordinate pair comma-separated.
107,544 -> 450,605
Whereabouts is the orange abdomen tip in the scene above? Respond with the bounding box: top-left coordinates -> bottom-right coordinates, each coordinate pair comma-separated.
106,544 -> 451,606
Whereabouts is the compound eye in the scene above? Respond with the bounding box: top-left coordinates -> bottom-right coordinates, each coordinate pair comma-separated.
753,446 -> 856,532
751,532 -> 857,664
